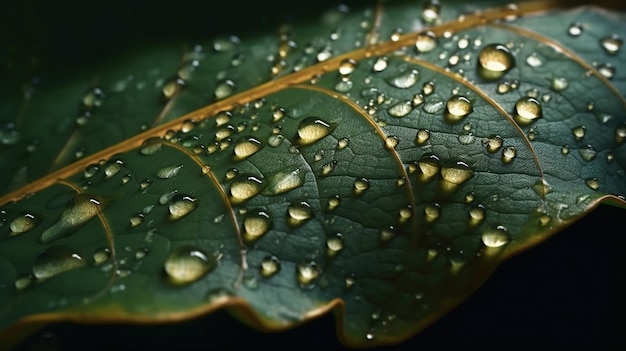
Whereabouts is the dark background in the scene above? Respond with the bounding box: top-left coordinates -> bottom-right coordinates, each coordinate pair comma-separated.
1,0 -> 623,349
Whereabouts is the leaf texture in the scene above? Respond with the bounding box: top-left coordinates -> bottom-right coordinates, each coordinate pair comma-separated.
0,0 -> 625,348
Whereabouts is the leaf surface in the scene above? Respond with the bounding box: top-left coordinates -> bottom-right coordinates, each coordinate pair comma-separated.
0,0 -> 625,348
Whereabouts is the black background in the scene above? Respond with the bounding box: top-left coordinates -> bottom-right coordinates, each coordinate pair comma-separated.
1,0 -> 623,349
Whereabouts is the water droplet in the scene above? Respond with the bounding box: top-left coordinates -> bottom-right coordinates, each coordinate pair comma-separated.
386,69 -> 420,89
83,164 -> 100,179
243,209 -> 271,242
561,145 -> 570,155
162,78 -> 185,100
156,164 -> 184,179
33,246 -> 87,280
297,261 -> 321,287
424,203 -> 440,222
572,126 -> 586,141
326,233 -> 344,255
415,129 -> 430,145
129,213 -> 144,227
585,177 -> 600,190
422,0 -> 441,23
9,211 -> 38,235
296,117 -> 334,146
104,159 -> 124,178
40,194 -> 102,244
372,57 -> 388,72
501,145 -> 516,163
327,195 -> 340,211
469,204 -> 485,224
215,125 -> 235,141
338,58 -> 357,75
268,134 -> 285,147
398,205 -> 413,223
215,111 -> 232,126
379,226 -> 396,243
421,81 -> 435,96
260,256 -> 281,277
513,97 -> 542,125
233,136 -> 262,160
229,175 -> 264,204
121,174 -> 132,184
168,194 -> 198,219
321,160 -> 337,176
551,76 -> 568,92
600,34 -> 622,55
597,62 -> 615,80
384,135 -> 400,150
568,22 -> 583,37
481,226 -> 509,248
444,95 -> 473,123
93,248 -> 111,265
14,275 -> 33,290
615,124 -> 626,144
415,31 -> 438,53
477,44 -> 515,81
345,274 -> 356,289
417,154 -> 440,180
387,101 -> 413,118
159,189 -> 178,205
337,137 -> 349,150
164,246 -> 219,285
525,53 -> 542,67
214,80 -> 236,100
139,179 -> 152,190
263,169 -> 304,195
578,145 -> 597,161
483,135 -> 503,153
440,161 -> 473,184
422,100 -> 445,114
287,201 -> 313,227
353,178 -> 370,195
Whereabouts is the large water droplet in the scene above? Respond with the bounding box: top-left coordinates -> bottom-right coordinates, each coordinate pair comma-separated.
481,226 -> 509,248
233,137 -> 262,160
9,211 -> 39,235
417,154 -> 440,181
40,194 -> 102,244
33,246 -> 87,280
477,44 -> 515,81
168,194 -> 198,219
263,169 -> 305,195
338,58 -> 357,75
469,204 -> 486,225
372,57 -> 388,72
164,246 -> 220,285
513,97 -> 542,125
243,209 -> 272,242
440,161 -> 473,185
287,201 -> 313,227
296,117 -> 334,146
260,255 -> 281,277
422,0 -> 441,23
326,233 -> 344,256
415,31 -> 437,53
386,69 -> 420,89
229,175 -> 264,204
445,95 -> 473,123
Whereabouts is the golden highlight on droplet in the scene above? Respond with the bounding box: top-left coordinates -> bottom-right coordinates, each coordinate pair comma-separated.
477,44 -> 515,81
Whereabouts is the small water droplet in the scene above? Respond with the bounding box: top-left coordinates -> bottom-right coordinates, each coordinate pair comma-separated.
415,31 -> 438,53
379,226 -> 396,243
156,164 -> 184,179
417,154 -> 440,180
263,169 -> 304,195
513,97 -> 542,125
168,194 -> 198,219
164,246 -> 220,285
477,44 -> 515,81
372,57 -> 388,72
162,78 -> 185,100
567,22 -> 583,37
338,58 -> 357,75
327,195 -> 340,211
600,34 -> 622,55
93,248 -> 111,265
296,117 -> 334,146
326,233 -> 344,255
384,135 -> 400,150
353,178 -> 370,195
469,204 -> 485,225
214,80 -> 236,100
345,274 -> 356,289
422,0 -> 441,23
104,159 -> 124,178
585,177 -> 600,190
229,175 -> 264,204
337,137 -> 349,150
14,275 -> 33,290
550,76 -> 568,92
260,255 -> 281,277
139,179 -> 152,190
40,194 -> 102,244
500,145 -> 516,164
422,100 -> 445,114
33,246 -> 87,280
424,203 -> 440,222
525,53 -> 542,67
297,261 -> 321,287
83,164 -> 100,179
615,124 -> 626,144
421,81 -> 435,96
561,145 -> 570,155
386,69 -> 420,89
440,161 -> 473,185
233,136 -> 262,160
578,145 -> 597,161
243,209 -> 271,242
481,226 -> 509,248
9,211 -> 38,235
483,135 -> 503,153
129,213 -> 144,227
444,95 -> 473,123
571,126 -> 586,141
287,201 -> 313,227
398,205 -> 413,223
387,101 -> 413,118
415,129 -> 431,145
597,62 -> 615,80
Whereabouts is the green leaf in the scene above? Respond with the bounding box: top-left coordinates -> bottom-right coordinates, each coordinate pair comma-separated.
1,0 -> 624,348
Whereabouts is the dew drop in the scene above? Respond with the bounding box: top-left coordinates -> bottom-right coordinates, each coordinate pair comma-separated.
415,31 -> 438,53
104,159 -> 124,178
398,205 -> 413,223
156,164 -> 184,179
229,175 -> 264,204
421,81 -> 435,96
168,194 -> 198,219
501,145 -> 516,163
477,44 -> 515,81
337,137 -> 349,150
33,246 -> 87,280
14,275 -> 33,290
469,204 -> 485,224
567,22 -> 583,37
83,164 -> 100,179
233,137 -> 262,160
572,126 -> 586,141
260,255 -> 281,277
440,161 -> 473,185
615,124 -> 626,144
129,213 -> 144,227
444,95 -> 473,123
483,135 -> 503,153
597,62 -> 615,80
93,248 -> 111,265
585,177 -> 600,190
296,117 -> 334,146
384,135 -> 400,150
339,58 -> 357,75
214,80 -> 236,100
40,194 -> 102,244
353,177 -> 370,195
379,226 -> 396,243
263,169 -> 304,195
267,134 -> 285,147
551,76 -> 568,92
415,129 -> 431,145
287,201 -> 313,227
481,226 -> 509,248
386,69 -> 420,89
422,0 -> 441,23
297,261 -> 321,287
387,101 -> 413,118
321,160 -> 337,176
164,246 -> 219,285
417,154 -> 440,180
578,145 -> 597,161
159,189 -> 178,205
372,57 -> 388,72
424,203 -> 440,222
525,53 -> 542,67
9,211 -> 38,235
513,97 -> 542,125
326,233 -> 344,255
600,34 -> 622,55
243,209 -> 271,242
162,78 -> 185,100
327,195 -> 341,211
